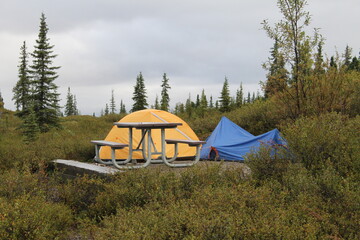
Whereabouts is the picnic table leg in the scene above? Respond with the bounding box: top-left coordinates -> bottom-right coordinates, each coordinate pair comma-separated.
93,127 -> 135,166
94,145 -> 133,165
110,128 -> 152,169
93,143 -> 119,165
122,127 -> 134,164
160,131 -> 202,168
162,143 -> 200,167
141,129 -> 147,158
93,144 -> 107,164
144,129 -> 153,166
151,128 -> 178,163
161,140 -> 202,168
163,128 -> 178,161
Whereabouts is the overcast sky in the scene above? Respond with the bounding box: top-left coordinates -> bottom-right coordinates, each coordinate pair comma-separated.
1,0 -> 359,115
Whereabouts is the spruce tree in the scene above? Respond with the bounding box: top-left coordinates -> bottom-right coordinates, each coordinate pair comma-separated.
330,56 -> 338,69
314,40 -> 325,74
230,96 -> 236,109
21,104 -> 40,143
73,95 -> 78,115
179,103 -> 185,114
343,45 -> 352,67
349,57 -> 360,71
104,104 -> 109,115
298,38 -> 313,79
200,89 -> 208,109
256,90 -> 261,100
195,94 -> 200,108
247,92 -> 251,103
219,77 -> 231,112
13,41 -> 31,117
154,95 -> 160,109
132,72 -> 148,112
160,73 -> 171,111
209,95 -> 214,108
30,13 -> 61,132
235,83 -> 244,107
65,87 -> 75,116
120,99 -> 126,114
175,103 -> 185,114
110,90 -> 116,114
0,90 -> 3,123
185,94 -> 193,117
198,89 -> 208,117
0,90 -> 4,110
262,38 -> 288,98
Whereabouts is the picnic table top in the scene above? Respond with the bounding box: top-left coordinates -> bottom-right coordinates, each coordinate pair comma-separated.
113,122 -> 182,129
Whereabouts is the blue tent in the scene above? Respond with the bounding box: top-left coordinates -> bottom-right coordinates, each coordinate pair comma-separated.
200,116 -> 286,161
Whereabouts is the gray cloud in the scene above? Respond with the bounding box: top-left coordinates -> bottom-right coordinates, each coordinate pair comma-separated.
1,0 -> 359,115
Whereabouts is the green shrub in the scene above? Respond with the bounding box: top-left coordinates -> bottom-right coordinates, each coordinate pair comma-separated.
92,180 -> 343,239
313,164 -> 360,239
282,163 -> 319,199
0,170 -> 43,199
282,112 -> 360,176
90,165 -> 246,220
60,175 -> 105,216
0,195 -> 73,240
99,113 -> 126,123
183,110 -> 222,139
227,98 -> 283,135
91,169 -> 179,215
0,114 -> 114,172
245,145 -> 291,183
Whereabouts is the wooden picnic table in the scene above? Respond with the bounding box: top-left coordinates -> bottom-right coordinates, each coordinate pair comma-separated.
92,122 -> 205,169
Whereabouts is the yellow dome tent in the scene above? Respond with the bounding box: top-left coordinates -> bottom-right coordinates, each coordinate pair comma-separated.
99,109 -> 200,160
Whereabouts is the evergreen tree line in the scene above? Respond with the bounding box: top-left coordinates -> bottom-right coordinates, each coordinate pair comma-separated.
100,72 -> 172,116
100,72 -> 260,117
174,78 -> 261,118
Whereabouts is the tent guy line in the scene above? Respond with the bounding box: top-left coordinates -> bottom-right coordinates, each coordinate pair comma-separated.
151,111 -> 192,140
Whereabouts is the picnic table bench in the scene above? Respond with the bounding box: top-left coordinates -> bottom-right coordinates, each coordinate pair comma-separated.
165,139 -> 206,146
91,140 -> 129,165
161,139 -> 206,167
